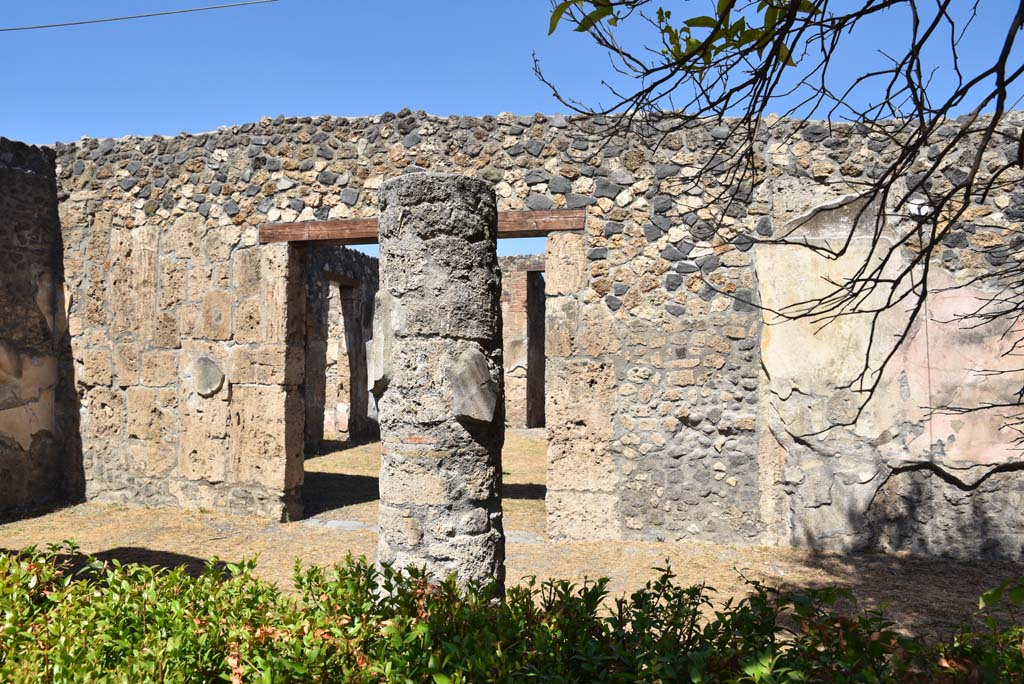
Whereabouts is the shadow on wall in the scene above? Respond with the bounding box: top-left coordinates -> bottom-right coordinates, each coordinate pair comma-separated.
793,460 -> 1024,561
0,139 -> 83,521
56,214 -> 85,508
504,483 -> 546,500
857,462 -> 1024,560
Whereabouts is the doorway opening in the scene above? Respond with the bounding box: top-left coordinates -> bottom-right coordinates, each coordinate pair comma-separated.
498,254 -> 547,430
301,249 -> 380,520
494,250 -> 549,540
297,243 -> 559,542
304,274 -> 378,452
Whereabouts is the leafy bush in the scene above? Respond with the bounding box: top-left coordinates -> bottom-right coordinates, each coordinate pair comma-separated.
1,542 -> 1021,683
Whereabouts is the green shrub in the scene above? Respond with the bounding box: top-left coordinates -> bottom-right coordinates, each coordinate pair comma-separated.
0,542 -> 1021,683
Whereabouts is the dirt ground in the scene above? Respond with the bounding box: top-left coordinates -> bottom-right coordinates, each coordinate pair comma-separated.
2,429 -> 1021,638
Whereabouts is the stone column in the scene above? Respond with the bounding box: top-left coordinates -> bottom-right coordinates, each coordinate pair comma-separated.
373,173 -> 506,589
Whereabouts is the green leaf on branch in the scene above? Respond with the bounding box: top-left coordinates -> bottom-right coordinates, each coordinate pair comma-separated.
576,2 -> 614,33
684,16 -> 719,30
548,0 -> 581,35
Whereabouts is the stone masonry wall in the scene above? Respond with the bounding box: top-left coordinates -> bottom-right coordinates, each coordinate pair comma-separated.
499,255 -> 545,428
752,117 -> 1024,558
0,138 -> 74,514
56,135 -> 307,519
51,110 -> 1024,558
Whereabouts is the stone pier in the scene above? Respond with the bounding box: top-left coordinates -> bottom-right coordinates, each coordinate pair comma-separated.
373,173 -> 506,588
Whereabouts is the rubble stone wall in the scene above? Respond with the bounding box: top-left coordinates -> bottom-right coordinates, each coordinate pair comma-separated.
49,109 -> 1024,558
0,139 -> 72,514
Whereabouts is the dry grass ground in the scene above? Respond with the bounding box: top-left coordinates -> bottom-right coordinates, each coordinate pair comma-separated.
2,429 -> 1021,638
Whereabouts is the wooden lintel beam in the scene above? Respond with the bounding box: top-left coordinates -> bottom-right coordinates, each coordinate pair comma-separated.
259,209 -> 585,246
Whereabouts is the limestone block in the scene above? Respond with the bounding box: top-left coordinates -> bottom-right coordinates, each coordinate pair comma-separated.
109,226 -> 158,341
458,453 -> 500,502
79,348 -> 112,386
547,439 -> 619,493
378,504 -> 424,545
233,297 -> 261,344
283,393 -> 306,491
503,336 -> 528,370
227,385 -> 303,490
546,491 -> 622,540
141,350 -> 179,387
260,243 -> 292,278
545,357 -> 615,442
260,277 -> 298,344
178,303 -> 203,339
158,259 -> 187,309
578,303 -> 623,356
126,387 -> 177,441
82,387 -> 125,439
378,458 -> 449,505
545,232 -> 587,295
179,398 -> 230,482
377,337 -> 454,426
178,439 -> 226,483
113,344 -> 141,387
669,370 -> 695,386
155,311 -> 181,348
233,248 -> 262,296
186,267 -> 215,303
545,296 -> 579,357
126,441 -> 176,479
425,531 -> 505,583
203,290 -> 233,341
229,345 -> 298,385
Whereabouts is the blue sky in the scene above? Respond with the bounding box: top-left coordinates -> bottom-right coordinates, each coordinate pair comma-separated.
2,1 -> 1018,256
1,1 -> 617,255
